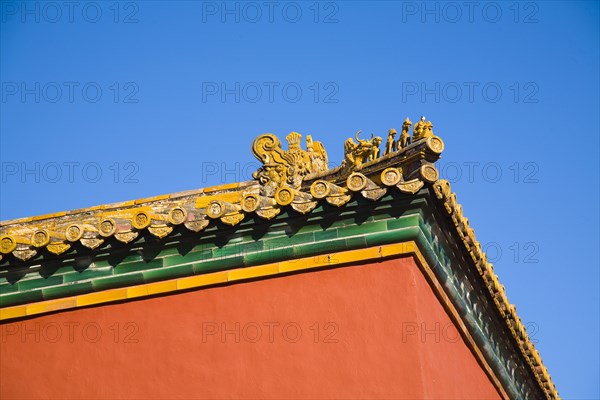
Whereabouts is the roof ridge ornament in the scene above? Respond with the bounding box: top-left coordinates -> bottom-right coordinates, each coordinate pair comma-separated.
341,131 -> 383,170
412,115 -> 434,142
250,116 -> 443,204
251,132 -> 328,196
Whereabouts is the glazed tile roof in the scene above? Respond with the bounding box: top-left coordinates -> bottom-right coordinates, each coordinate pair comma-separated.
0,118 -> 558,399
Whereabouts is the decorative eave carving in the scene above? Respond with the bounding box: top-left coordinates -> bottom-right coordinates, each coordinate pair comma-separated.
0,118 -> 442,263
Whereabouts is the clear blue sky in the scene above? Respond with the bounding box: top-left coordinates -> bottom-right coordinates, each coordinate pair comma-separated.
1,1 -> 598,398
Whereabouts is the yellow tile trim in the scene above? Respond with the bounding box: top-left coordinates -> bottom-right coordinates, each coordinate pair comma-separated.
30,211 -> 67,221
228,263 -> 279,281
134,194 -> 170,205
26,297 -> 76,316
203,182 -> 240,193
126,280 -> 178,298
0,305 -> 27,320
76,288 -> 128,307
176,271 -> 228,290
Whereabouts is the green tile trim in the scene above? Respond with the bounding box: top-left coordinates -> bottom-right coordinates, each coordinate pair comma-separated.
62,268 -> 114,283
0,281 -> 18,295
192,256 -> 245,274
314,229 -> 338,241
41,282 -> 93,302
386,214 -> 422,230
212,241 -> 263,259
114,259 -> 164,274
144,264 -> 196,283
336,221 -> 388,238
1,195 -> 437,306
345,236 -> 367,248
365,227 -> 421,247
17,275 -> 64,291
92,273 -> 146,292
0,289 -> 45,307
292,238 -> 349,260
244,247 -> 294,266
162,248 -> 214,267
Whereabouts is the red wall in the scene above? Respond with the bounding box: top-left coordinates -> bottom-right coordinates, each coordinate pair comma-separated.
1,256 -> 501,399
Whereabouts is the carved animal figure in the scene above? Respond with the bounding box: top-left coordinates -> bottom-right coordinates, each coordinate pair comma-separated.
306,135 -> 328,172
412,116 -> 433,142
343,131 -> 383,168
385,129 -> 397,155
369,136 -> 383,162
399,118 -> 412,149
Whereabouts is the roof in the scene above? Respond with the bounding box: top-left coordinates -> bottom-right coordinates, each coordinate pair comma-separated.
0,118 -> 558,399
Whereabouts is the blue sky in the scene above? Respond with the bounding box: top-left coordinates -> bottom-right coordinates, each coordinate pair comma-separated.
1,1 -> 598,398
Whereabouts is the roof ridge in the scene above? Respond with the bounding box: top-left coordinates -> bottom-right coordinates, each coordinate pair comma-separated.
0,119 -> 443,261
433,179 -> 559,400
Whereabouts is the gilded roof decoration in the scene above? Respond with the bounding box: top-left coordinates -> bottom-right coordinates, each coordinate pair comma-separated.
0,118 -> 443,262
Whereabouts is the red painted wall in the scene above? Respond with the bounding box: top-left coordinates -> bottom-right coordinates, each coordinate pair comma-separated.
1,256 -> 501,399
